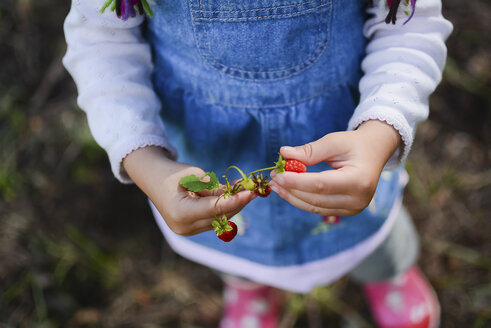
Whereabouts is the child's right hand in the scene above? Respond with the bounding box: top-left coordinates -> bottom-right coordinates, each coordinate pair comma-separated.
123,146 -> 256,236
269,120 -> 401,217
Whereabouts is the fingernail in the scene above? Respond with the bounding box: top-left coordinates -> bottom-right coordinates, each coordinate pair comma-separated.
281,146 -> 296,153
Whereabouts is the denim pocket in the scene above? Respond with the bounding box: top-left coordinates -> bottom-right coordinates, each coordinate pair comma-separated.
189,0 -> 332,81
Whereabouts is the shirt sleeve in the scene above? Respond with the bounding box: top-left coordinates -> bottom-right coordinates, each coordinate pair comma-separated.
348,0 -> 453,168
62,0 -> 177,184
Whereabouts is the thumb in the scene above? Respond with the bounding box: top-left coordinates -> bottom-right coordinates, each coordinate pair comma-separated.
280,133 -> 344,166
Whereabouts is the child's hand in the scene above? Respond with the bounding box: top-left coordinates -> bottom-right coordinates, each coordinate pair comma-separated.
270,120 -> 401,216
123,146 -> 256,236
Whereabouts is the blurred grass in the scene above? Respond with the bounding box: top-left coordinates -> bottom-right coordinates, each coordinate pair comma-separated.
0,0 -> 490,327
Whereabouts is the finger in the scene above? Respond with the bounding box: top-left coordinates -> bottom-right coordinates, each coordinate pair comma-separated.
190,219 -> 215,232
196,186 -> 225,197
195,179 -> 242,197
181,190 -> 255,221
270,182 -> 357,216
275,186 -> 355,210
279,132 -> 348,166
213,191 -> 256,217
270,169 -> 355,195
179,226 -> 214,237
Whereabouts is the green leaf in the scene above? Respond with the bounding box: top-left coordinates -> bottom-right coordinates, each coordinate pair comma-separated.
274,154 -> 286,174
179,172 -> 220,192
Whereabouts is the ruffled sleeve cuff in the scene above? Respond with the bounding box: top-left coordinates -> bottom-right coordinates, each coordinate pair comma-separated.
109,135 -> 178,184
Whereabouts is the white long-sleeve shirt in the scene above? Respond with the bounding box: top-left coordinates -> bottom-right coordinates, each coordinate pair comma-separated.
63,0 -> 453,183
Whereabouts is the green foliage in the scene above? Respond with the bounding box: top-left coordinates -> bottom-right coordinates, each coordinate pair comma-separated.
444,57 -> 491,104
179,172 -> 220,192
65,225 -> 122,290
0,90 -> 27,202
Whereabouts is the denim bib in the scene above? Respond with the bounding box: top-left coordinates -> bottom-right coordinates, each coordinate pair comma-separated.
146,0 -> 405,267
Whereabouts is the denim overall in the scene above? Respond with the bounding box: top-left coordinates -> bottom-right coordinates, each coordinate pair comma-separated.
146,0 -> 404,268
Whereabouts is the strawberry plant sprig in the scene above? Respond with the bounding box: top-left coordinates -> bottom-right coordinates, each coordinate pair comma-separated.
100,0 -> 153,20
178,154 -> 306,201
178,154 -> 308,242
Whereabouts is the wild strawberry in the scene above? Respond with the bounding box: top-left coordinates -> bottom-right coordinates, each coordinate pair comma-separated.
255,185 -> 272,198
322,216 -> 340,224
284,159 -> 307,173
212,215 -> 238,242
251,172 -> 271,198
218,221 -> 237,242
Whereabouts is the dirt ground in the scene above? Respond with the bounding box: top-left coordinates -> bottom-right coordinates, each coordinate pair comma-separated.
0,0 -> 490,327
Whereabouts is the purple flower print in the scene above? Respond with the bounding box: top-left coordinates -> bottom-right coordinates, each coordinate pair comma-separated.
385,0 -> 417,25
404,0 -> 418,24
101,0 -> 416,24
118,0 -> 137,20
100,0 -> 153,20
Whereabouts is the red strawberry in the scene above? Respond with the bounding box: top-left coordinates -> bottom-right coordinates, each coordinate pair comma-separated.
218,221 -> 238,242
284,159 -> 307,173
255,185 -> 272,198
322,216 -> 340,224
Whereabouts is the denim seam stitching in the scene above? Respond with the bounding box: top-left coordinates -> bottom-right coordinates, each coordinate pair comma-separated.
189,0 -> 210,72
193,3 -> 330,21
200,0 -> 215,78
190,0 -> 332,80
212,3 -> 330,81
204,24 -> 324,74
194,0 -> 320,13
206,5 -> 327,75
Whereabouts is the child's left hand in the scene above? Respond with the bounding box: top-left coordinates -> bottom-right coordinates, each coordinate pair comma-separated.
269,120 -> 401,216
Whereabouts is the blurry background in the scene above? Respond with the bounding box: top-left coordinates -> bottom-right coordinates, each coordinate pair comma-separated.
0,0 -> 489,327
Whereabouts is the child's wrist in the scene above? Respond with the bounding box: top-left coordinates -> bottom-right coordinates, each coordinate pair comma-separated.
355,120 -> 402,165
123,146 -> 174,172
123,146 -> 176,192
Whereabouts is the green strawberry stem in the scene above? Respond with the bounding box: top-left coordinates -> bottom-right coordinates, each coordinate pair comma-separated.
222,167 -> 234,193
243,154 -> 287,177
213,194 -> 224,219
224,165 -> 255,190
225,165 -> 248,181
224,153 -> 286,182
222,176 -> 232,193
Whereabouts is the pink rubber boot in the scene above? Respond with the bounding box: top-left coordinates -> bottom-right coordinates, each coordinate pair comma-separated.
363,266 -> 440,328
219,277 -> 280,328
